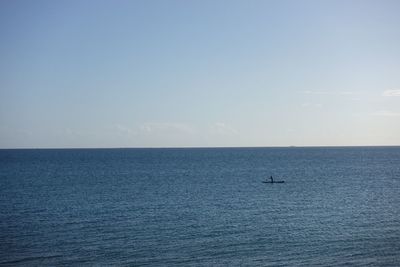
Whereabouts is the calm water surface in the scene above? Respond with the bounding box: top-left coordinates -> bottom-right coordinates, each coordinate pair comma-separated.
1,147 -> 399,266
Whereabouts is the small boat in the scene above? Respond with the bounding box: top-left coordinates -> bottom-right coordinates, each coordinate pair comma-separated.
263,176 -> 284,183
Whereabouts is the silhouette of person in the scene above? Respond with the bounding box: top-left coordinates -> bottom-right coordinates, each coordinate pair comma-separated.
270,176 -> 274,183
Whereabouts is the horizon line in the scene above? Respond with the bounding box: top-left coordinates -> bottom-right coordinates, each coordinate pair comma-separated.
1,145 -> 400,150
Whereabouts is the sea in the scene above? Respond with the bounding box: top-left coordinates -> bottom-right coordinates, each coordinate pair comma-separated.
0,147 -> 399,266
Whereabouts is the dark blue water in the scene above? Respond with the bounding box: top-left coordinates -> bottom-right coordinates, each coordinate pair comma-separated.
1,147 -> 399,266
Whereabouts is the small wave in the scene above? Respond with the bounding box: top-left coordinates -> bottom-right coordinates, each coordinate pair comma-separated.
0,255 -> 63,266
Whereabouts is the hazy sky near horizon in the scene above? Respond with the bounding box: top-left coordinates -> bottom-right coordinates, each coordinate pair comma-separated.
1,0 -> 400,148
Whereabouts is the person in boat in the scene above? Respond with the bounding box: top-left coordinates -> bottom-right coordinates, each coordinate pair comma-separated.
270,176 -> 274,183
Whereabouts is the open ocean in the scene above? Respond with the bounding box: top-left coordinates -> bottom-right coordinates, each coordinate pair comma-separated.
0,147 -> 399,266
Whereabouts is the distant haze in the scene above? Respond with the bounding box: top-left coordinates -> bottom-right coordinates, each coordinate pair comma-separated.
1,0 -> 399,148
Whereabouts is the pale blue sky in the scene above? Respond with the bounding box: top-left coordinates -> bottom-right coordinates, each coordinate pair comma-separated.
1,0 -> 399,148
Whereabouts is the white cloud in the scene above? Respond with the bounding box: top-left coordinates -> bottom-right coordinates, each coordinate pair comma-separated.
382,89 -> 400,97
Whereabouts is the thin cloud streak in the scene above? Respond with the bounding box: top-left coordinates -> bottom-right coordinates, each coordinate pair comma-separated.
373,110 -> 400,117
302,90 -> 359,96
209,122 -> 238,135
301,103 -> 323,108
382,89 -> 400,97
139,123 -> 195,134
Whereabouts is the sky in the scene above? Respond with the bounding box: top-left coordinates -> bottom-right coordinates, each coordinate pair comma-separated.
0,0 -> 400,148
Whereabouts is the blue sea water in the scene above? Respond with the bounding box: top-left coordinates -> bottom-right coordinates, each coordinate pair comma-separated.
0,147 -> 399,266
